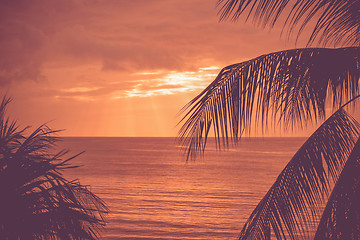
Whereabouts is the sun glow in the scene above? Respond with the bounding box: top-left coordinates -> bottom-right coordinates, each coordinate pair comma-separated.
113,66 -> 220,98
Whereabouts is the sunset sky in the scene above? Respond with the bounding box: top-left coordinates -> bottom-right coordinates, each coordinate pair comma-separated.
0,0 -> 312,137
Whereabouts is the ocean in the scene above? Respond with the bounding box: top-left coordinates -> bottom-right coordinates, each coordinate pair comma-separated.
59,137 -> 306,240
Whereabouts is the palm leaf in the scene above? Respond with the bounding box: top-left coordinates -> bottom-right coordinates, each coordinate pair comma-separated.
0,96 -> 108,239
178,47 -> 360,159
238,108 -> 360,239
314,136 -> 360,239
217,0 -> 360,46
0,97 -> 25,154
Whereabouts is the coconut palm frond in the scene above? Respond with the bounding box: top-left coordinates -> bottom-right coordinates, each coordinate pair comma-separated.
238,109 -> 360,240
0,96 -> 108,239
217,0 -> 360,46
0,97 -> 25,152
178,47 -> 360,159
297,0 -> 360,46
217,0 -> 290,25
314,136 -> 360,239
21,179 -> 107,239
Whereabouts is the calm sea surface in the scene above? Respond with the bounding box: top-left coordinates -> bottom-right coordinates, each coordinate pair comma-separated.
59,137 -> 306,240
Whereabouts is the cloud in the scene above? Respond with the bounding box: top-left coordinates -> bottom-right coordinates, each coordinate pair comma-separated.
0,0 -> 292,87
0,20 -> 47,85
40,65 -> 219,101
0,0 -> 313,137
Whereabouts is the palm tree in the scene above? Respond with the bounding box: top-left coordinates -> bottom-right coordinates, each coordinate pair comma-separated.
178,1 -> 360,239
0,96 -> 108,239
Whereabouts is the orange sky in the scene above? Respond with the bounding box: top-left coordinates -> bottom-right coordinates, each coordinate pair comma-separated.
0,0 -> 313,137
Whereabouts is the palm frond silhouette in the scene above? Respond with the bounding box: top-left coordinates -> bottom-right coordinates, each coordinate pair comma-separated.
315,136 -> 360,239
238,109 -> 359,239
179,47 -> 360,158
218,0 -> 360,46
178,0 -> 360,239
0,97 -> 108,239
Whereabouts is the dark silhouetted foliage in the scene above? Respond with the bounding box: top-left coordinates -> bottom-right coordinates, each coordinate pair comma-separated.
179,0 -> 360,239
0,97 -> 108,239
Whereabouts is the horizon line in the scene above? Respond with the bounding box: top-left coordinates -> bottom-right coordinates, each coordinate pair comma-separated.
60,136 -> 309,138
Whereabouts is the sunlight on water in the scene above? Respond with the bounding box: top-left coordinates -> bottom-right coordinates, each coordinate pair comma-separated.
59,137 -> 305,239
